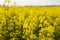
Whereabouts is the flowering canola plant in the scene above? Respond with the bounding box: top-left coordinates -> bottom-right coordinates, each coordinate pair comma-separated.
0,1 -> 60,40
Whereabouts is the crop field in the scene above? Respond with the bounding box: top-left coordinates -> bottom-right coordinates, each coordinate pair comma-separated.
0,6 -> 60,40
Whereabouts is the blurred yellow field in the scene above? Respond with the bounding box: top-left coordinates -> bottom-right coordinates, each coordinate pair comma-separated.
0,5 -> 60,40
0,6 -> 60,16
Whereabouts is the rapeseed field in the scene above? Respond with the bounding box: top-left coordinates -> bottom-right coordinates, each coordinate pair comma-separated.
0,0 -> 60,40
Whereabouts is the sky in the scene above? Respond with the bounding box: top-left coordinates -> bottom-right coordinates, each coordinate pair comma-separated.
0,0 -> 60,6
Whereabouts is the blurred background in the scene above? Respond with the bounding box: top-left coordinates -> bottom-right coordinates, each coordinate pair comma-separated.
0,0 -> 60,6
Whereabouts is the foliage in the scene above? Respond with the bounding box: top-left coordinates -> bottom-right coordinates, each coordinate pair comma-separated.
0,6 -> 60,40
